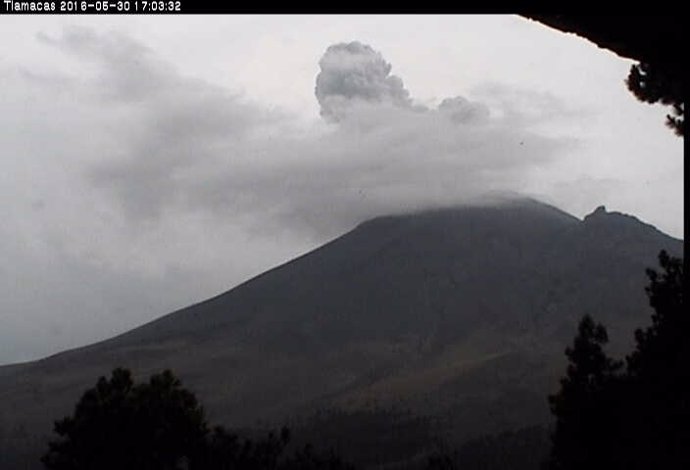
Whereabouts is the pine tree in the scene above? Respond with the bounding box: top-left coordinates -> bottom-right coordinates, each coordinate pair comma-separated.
546,316 -> 622,470
42,368 -> 354,469
627,64 -> 684,136
548,251 -> 687,469
620,251 -> 688,469
42,368 -> 209,470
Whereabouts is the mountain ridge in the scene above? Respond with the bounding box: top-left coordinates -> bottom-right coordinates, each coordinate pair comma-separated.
0,198 -> 682,469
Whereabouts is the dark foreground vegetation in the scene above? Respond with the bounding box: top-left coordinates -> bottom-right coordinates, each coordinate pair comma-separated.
40,251 -> 685,469
427,250 -> 687,469
41,367 -> 353,470
546,250 -> 687,469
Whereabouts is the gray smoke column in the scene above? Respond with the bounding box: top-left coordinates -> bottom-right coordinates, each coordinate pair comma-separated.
315,41 -> 412,121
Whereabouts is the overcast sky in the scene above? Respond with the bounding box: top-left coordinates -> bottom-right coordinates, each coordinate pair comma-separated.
0,15 -> 683,365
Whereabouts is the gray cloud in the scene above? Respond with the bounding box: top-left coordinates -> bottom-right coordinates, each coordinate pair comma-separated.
34,27 -> 277,220
438,96 -> 491,124
1,31 -> 579,248
37,27 -> 170,102
0,31 -> 581,364
315,41 -> 413,121
77,35 -> 573,238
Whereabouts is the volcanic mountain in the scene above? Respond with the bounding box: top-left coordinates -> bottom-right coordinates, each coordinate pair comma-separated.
0,198 -> 682,468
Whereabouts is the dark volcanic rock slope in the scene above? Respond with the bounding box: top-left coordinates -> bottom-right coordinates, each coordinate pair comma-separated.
0,199 -> 682,468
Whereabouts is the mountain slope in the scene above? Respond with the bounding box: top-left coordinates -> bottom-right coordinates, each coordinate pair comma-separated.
0,199 -> 682,468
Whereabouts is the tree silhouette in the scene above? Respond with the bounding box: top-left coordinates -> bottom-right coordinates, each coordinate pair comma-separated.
546,316 -> 622,469
627,63 -> 684,136
619,250 -> 688,469
42,368 -> 353,469
522,15 -> 684,136
547,250 -> 688,469
193,425 -> 290,470
42,368 -> 208,470
627,250 -> 685,378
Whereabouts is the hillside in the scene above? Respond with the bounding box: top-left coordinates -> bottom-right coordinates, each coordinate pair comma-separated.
0,198 -> 682,468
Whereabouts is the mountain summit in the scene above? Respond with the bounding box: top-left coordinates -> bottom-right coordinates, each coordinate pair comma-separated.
0,199 -> 682,468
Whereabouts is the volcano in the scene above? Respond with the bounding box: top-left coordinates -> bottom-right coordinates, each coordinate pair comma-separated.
0,198 -> 682,468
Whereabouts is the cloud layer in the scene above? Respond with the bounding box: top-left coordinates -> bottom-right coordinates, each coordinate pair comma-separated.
81,36 -> 570,238
5,27 -> 663,364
